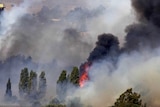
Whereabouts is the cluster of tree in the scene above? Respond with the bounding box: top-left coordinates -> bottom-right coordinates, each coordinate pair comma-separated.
46,66 -> 80,106
4,67 -> 47,106
56,67 -> 80,102
19,68 -> 47,102
4,66 -> 147,107
4,67 -> 46,103
4,66 -> 148,107
57,67 -> 79,85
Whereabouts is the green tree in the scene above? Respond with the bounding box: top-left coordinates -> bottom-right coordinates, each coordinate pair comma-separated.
57,70 -> 67,83
19,68 -> 48,102
29,70 -> 37,95
70,67 -> 79,86
5,78 -> 12,98
38,71 -> 47,99
112,88 -> 146,107
19,68 -> 29,97
56,70 -> 67,102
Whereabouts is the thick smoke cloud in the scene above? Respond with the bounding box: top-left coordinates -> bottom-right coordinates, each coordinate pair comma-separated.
3,0 -> 158,107
73,0 -> 160,107
0,0 -> 111,103
132,0 -> 160,27
124,0 -> 160,51
0,6 -> 94,103
88,33 -> 119,62
124,24 -> 160,51
0,7 -> 94,66
73,49 -> 160,107
0,0 -> 133,64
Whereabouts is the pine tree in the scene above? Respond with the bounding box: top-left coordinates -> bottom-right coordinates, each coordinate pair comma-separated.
38,71 -> 47,99
29,70 -> 37,95
57,70 -> 67,84
19,68 -> 29,97
56,70 -> 67,102
5,78 -> 12,98
112,88 -> 147,107
70,67 -> 79,86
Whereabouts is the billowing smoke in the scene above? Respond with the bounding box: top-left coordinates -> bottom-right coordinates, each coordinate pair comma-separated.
88,33 -> 119,62
0,0 -> 133,64
79,33 -> 119,87
132,0 -> 160,27
0,1 -> 29,35
2,0 -> 160,107
124,0 -> 160,51
0,0 -> 110,104
0,1 -> 98,64
75,0 -> 160,107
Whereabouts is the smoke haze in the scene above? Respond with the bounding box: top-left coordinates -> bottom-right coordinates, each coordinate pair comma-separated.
71,0 -> 160,107
1,0 -> 160,107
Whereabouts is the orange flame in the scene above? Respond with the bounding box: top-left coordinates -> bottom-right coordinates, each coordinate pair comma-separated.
79,62 -> 91,87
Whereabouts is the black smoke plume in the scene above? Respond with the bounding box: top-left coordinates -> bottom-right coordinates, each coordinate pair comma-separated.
123,0 -> 160,51
132,0 -> 160,27
79,34 -> 119,83
88,33 -> 120,62
86,0 -> 160,62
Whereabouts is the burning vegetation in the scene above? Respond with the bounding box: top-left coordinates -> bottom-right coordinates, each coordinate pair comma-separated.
79,62 -> 91,87
79,33 -> 120,88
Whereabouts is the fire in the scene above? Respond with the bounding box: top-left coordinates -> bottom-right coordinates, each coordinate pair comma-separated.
79,62 -> 91,87
79,68 -> 89,87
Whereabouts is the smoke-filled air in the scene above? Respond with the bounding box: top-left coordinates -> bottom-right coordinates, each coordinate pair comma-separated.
0,0 -> 160,107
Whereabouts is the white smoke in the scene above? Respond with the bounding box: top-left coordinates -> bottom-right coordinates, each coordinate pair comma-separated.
0,0 -> 135,63
0,1 -> 31,35
0,0 -> 43,33
67,48 -> 160,107
0,0 -> 43,58
0,0 -> 40,103
0,0 -> 145,106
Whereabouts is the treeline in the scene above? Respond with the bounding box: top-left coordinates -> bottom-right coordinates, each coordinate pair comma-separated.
46,66 -> 83,107
4,67 -> 147,107
19,68 -> 46,101
4,66 -> 80,106
56,67 -> 80,102
57,67 -> 79,85
5,67 -> 46,106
